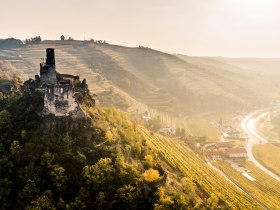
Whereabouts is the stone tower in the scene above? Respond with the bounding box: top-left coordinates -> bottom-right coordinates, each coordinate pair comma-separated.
40,48 -> 57,86
46,48 -> 55,66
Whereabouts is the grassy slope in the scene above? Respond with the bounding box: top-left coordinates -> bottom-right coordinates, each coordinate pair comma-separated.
177,55 -> 280,109
1,41 -> 280,140
213,57 -> 280,75
2,42 -> 280,117
91,107 -> 261,209
137,127 -> 261,209
253,144 -> 280,176
254,112 -> 280,143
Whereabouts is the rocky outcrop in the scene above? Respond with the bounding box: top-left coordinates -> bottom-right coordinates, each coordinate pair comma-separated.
38,115 -> 91,136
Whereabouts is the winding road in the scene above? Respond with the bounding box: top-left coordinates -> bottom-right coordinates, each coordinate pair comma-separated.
202,110 -> 280,209
241,110 -> 280,182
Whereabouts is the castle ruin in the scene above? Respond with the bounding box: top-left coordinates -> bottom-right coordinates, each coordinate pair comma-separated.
35,48 -> 89,117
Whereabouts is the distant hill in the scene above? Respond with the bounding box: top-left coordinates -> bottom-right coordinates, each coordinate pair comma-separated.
177,55 -> 280,109
0,38 -> 23,49
0,60 -> 22,92
213,57 -> 280,75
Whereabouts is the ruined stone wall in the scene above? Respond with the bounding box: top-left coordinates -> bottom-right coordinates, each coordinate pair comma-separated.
43,85 -> 82,117
40,65 -> 57,86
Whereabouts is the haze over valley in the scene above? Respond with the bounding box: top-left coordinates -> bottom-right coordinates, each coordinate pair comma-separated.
1,1 -> 280,209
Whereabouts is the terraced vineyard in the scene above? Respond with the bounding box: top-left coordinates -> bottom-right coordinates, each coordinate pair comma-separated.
253,144 -> 280,176
137,127 -> 261,209
0,42 -> 217,137
3,41 -> 280,139
0,43 -> 152,112
214,160 -> 280,210
3,41 -> 279,116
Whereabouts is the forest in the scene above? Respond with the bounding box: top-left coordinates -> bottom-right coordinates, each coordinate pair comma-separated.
0,83 -> 209,209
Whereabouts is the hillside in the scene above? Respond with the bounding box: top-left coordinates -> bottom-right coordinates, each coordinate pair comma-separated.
0,38 -> 22,50
0,85 -> 261,209
2,40 -> 280,140
1,41 -> 279,119
176,55 -> 280,109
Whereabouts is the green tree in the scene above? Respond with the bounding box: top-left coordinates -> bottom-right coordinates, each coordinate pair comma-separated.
67,196 -> 86,210
0,110 -> 11,141
18,179 -> 39,207
207,194 -> 219,209
21,130 -> 27,140
83,158 -> 115,190
154,189 -> 190,210
114,184 -> 141,210
41,152 -> 54,168
26,194 -> 55,210
0,178 -> 12,209
50,165 -> 66,191
95,191 -> 107,210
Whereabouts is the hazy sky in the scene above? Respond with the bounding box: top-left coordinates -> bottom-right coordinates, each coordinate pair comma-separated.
1,0 -> 280,57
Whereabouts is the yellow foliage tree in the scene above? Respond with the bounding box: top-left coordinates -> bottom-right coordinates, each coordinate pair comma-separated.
143,168 -> 160,182
10,140 -> 21,155
144,155 -> 153,164
105,130 -> 114,142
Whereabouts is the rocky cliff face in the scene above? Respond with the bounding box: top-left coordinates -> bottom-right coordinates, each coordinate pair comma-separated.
38,115 -> 91,136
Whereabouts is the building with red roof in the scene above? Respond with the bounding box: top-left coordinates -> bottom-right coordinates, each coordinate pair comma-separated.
227,147 -> 247,158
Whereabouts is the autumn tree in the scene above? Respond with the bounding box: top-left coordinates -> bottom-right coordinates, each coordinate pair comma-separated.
105,130 -> 114,142
143,169 -> 160,182
207,194 -> 219,209
144,155 -> 153,164
144,155 -> 154,169
154,189 -> 191,210
10,140 -> 21,155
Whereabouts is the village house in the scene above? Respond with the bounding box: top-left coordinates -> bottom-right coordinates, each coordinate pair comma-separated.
142,111 -> 151,121
227,147 -> 247,158
206,150 -> 222,160
215,141 -> 234,149
222,125 -> 244,140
